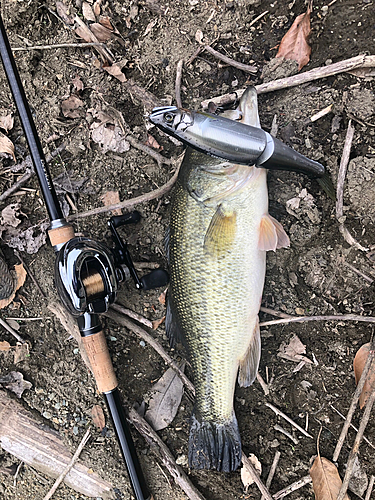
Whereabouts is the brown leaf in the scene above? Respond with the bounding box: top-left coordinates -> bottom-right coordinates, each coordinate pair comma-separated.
152,316 -> 165,330
354,343 -> 375,409
72,75 -> 84,92
103,62 -> 127,82
99,16 -> 114,30
241,454 -> 262,492
158,289 -> 167,306
90,23 -> 112,42
145,134 -> 163,151
0,341 -> 11,351
14,342 -> 29,364
75,24 -> 94,44
82,1 -> 96,22
310,456 -> 350,500
93,0 -> 102,17
56,1 -> 74,25
0,263 -> 26,310
0,131 -> 15,161
101,191 -> 122,215
277,333 -> 313,364
91,404 -> 106,430
0,114 -> 14,132
276,5 -> 312,71
0,371 -> 32,398
61,95 -> 84,119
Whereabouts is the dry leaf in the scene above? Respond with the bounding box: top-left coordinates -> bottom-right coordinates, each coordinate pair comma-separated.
276,4 -> 312,70
90,23 -> 112,42
152,316 -> 165,330
103,62 -> 127,83
310,456 -> 350,500
0,371 -> 32,398
82,1 -> 96,22
5,221 -> 49,254
101,191 -> 122,215
144,362 -> 185,431
143,18 -> 157,37
14,342 -> 29,364
93,0 -> 102,16
0,114 -> 14,132
158,289 -> 167,306
56,1 -> 74,25
0,341 -> 11,351
277,333 -> 313,364
0,263 -> 26,310
72,75 -> 84,92
145,134 -> 162,151
195,29 -> 204,44
91,404 -> 106,430
1,203 -> 22,228
90,118 -> 130,153
354,342 -> 375,409
99,16 -> 114,30
61,95 -> 84,119
241,454 -> 262,492
0,131 -> 15,161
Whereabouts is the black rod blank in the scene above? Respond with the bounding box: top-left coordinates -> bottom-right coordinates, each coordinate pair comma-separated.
0,15 -> 63,222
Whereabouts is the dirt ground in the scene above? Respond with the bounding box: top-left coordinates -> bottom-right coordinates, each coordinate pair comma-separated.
0,0 -> 375,499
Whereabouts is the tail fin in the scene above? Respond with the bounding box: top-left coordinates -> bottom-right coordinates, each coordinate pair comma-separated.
188,411 -> 242,472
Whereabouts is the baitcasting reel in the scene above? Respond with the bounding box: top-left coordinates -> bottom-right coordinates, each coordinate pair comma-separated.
55,210 -> 168,318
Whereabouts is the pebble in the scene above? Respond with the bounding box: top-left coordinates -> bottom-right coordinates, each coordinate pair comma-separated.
73,426 -> 79,435
139,340 -> 146,347
43,411 -> 52,419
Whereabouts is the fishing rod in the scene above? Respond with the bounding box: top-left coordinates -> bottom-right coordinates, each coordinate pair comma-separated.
0,14 -> 168,500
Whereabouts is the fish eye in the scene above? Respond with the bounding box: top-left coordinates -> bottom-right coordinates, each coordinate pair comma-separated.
163,112 -> 175,124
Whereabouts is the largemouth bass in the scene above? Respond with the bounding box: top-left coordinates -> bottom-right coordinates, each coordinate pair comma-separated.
165,87 -> 290,472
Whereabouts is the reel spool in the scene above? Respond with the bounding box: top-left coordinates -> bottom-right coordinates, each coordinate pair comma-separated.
55,211 -> 169,318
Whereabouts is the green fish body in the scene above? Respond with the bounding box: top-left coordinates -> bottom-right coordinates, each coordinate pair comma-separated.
166,88 -> 289,472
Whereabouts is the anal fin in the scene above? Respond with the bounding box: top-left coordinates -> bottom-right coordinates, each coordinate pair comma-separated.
258,213 -> 290,251
165,293 -> 182,348
238,317 -> 261,387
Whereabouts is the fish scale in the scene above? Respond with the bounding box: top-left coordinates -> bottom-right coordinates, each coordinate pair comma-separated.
166,87 -> 290,472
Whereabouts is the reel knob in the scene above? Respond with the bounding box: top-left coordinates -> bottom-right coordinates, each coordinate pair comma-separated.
141,269 -> 169,291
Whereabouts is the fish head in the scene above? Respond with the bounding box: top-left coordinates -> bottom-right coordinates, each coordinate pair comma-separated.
149,106 -> 194,134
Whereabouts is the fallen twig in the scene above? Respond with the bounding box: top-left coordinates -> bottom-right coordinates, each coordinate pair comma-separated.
329,404 -> 375,449
14,250 -> 46,298
110,303 -> 153,329
337,383 -> 375,500
261,450 -> 281,500
13,42 -> 107,51
241,452 -> 273,500
128,405 -> 207,500
260,314 -> 375,328
273,475 -> 312,499
365,475 -> 375,500
274,424 -> 299,445
260,306 -> 294,319
105,309 -> 195,394
203,45 -> 257,74
0,317 -> 25,344
201,54 -> 375,108
42,428 -> 91,500
175,59 -> 184,108
332,338 -> 375,462
69,158 -> 181,220
265,403 -> 313,439
256,372 -> 270,395
126,134 -> 173,168
249,10 -> 269,27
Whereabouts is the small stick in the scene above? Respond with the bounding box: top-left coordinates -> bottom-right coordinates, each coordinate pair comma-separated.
13,461 -> 23,487
260,306 -> 294,319
274,424 -> 299,445
126,134 -> 174,167
0,317 -> 25,344
13,42 -> 107,51
265,403 -> 313,439
310,103 -> 333,122
128,406 -> 207,500
364,475 -> 375,500
332,339 -> 375,462
133,262 -> 160,270
272,475 -> 312,499
260,314 -> 375,328
201,54 -> 375,108
249,10 -> 269,27
337,386 -> 375,500
241,453 -> 273,500
42,427 -> 91,500
14,249 -> 46,298
336,120 -> 355,220
175,59 -> 184,108
105,309 -> 195,394
256,372 -> 270,395
111,303 -> 153,329
69,158 -> 181,220
329,404 -> 375,449
343,261 -> 373,284
203,45 -> 257,74
260,450 -> 281,500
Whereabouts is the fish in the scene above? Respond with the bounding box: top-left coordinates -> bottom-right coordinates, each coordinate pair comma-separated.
165,87 -> 290,472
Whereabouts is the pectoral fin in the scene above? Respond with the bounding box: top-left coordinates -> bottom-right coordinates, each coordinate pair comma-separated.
258,214 -> 290,251
204,206 -> 237,257
238,317 -> 261,387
